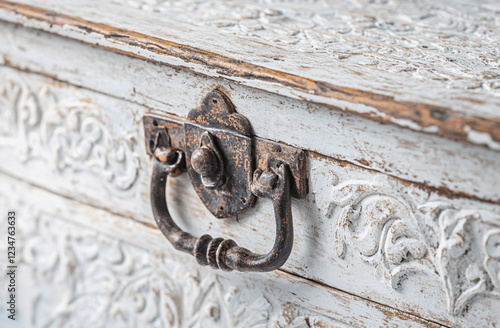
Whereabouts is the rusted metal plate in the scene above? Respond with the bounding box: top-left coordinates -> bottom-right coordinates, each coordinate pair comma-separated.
184,90 -> 255,218
255,138 -> 307,200
143,113 -> 184,156
185,123 -> 255,218
143,90 -> 308,219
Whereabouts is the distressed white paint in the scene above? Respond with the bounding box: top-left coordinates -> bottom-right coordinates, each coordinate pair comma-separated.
0,173 -> 440,328
113,0 -> 500,114
0,0 -> 499,148
1,2 -> 499,326
1,30 -> 500,203
1,68 -> 500,327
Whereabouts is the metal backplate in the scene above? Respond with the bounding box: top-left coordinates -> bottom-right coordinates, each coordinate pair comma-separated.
185,90 -> 255,218
143,89 -> 308,220
254,137 -> 307,200
185,123 -> 255,218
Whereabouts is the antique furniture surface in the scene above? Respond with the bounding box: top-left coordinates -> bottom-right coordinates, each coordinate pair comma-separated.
0,0 -> 499,327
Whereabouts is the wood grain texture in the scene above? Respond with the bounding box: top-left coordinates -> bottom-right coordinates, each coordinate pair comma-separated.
0,173 -> 442,328
1,30 -> 500,203
0,0 -> 499,150
1,67 -> 499,327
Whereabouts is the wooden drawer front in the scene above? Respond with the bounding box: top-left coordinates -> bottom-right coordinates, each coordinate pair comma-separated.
1,173 -> 440,328
1,66 -> 499,327
1,21 -> 500,204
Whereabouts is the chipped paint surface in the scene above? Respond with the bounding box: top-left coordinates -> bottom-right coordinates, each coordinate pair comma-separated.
1,40 -> 499,203
0,0 -> 499,150
113,0 -> 500,106
465,126 -> 500,151
0,173 -> 443,328
1,67 -> 499,327
1,2 -> 500,326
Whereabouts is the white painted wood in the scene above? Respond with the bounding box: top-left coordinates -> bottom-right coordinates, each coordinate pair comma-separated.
1,28 -> 500,203
0,0 -> 499,149
1,67 -> 499,327
0,173 -> 441,328
1,2 -> 499,326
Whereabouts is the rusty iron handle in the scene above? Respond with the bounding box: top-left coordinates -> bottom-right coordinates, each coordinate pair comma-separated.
150,148 -> 293,272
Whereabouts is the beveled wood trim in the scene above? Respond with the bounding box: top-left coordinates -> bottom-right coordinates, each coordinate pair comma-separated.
0,0 -> 499,151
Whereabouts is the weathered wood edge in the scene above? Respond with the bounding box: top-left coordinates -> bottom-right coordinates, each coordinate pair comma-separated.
0,61 -> 500,205
0,0 -> 499,152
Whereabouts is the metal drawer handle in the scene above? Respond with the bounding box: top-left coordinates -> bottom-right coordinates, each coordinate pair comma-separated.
151,147 -> 292,272
144,89 -> 307,272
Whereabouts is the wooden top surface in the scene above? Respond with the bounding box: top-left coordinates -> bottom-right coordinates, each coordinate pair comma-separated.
1,0 -> 499,150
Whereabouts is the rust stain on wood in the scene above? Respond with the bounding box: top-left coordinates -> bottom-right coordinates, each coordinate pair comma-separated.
1,1 -> 499,150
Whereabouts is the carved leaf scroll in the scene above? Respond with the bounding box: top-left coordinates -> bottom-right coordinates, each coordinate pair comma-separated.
330,176 -> 500,315
0,76 -> 139,191
419,203 -> 500,315
16,211 -> 273,328
277,303 -> 356,328
9,206 -> 350,328
329,177 -> 431,290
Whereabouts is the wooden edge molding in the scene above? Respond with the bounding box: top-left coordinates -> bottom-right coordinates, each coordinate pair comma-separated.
0,1 -> 499,151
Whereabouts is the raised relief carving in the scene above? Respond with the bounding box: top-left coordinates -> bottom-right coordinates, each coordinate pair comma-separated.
14,209 -> 348,328
114,0 -> 500,97
0,76 -> 139,190
329,176 -> 500,315
485,229 -> 500,291
329,177 -> 431,290
18,212 -> 272,327
419,203 -> 500,315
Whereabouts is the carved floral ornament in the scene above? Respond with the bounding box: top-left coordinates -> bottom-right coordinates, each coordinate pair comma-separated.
13,208 -> 339,328
2,73 -> 499,318
0,77 -> 139,191
114,0 -> 500,96
329,177 -> 500,315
